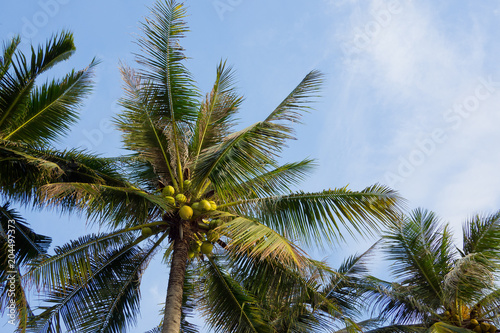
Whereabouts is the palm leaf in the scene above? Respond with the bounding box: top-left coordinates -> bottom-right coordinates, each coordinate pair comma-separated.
2,58 -> 97,144
228,184 -> 402,247
0,31 -> 76,131
198,257 -> 271,333
28,233 -> 166,333
193,70 -> 323,197
190,60 -> 242,160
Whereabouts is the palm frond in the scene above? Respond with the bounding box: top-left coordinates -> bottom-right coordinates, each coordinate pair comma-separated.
28,234 -> 165,333
3,58 -> 97,144
40,182 -> 168,228
382,208 -> 455,309
228,184 -> 402,247
0,31 -> 75,131
193,70 -> 323,198
198,257 -> 271,333
223,215 -> 308,267
462,210 -> 500,258
227,158 -> 316,201
116,66 -> 179,187
191,60 -> 242,160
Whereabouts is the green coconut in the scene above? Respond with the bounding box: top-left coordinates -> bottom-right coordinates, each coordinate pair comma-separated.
179,205 -> 193,220
200,200 -> 211,211
162,185 -> 175,196
474,326 -> 483,333
175,194 -> 187,204
183,180 -> 191,188
165,196 -> 176,205
481,323 -> 491,332
190,241 -> 200,253
209,219 -> 223,229
201,241 -> 213,254
188,251 -> 195,259
141,227 -> 153,238
209,200 -> 217,211
471,319 -> 480,326
191,202 -> 201,211
489,325 -> 497,333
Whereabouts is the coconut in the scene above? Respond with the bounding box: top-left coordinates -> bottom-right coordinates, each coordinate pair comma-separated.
165,196 -> 176,205
179,205 -> 193,220
190,241 -> 200,252
207,230 -> 220,242
481,323 -> 491,332
175,194 -> 187,204
191,202 -> 201,211
141,227 -> 153,237
471,319 -> 479,326
200,200 -> 211,211
188,251 -> 195,259
162,185 -> 175,196
209,200 -> 217,211
201,241 -> 213,254
474,326 -> 483,333
183,180 -> 191,188
489,325 -> 497,333
209,219 -> 223,229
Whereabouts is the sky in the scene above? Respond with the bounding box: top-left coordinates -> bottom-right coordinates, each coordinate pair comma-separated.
2,0 -> 500,331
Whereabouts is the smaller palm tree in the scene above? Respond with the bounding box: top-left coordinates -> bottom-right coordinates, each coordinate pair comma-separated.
365,208 -> 500,333
0,31 -> 115,331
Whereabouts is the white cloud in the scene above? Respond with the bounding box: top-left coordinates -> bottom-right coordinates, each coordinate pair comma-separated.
321,0 -> 500,230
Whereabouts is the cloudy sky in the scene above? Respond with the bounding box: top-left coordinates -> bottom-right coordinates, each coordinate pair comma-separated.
2,0 -> 500,331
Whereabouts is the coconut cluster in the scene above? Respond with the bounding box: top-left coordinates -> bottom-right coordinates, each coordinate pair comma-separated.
441,310 -> 498,332
188,218 -> 223,258
157,181 -> 224,258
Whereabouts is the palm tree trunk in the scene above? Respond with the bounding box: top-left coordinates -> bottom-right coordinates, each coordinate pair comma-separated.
161,235 -> 190,333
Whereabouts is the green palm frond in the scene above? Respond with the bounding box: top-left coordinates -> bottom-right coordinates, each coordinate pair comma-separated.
2,58 -> 97,144
363,278 -> 433,325
426,321 -> 474,333
191,60 -> 242,160
116,66 -> 179,188
198,257 -> 271,333
227,184 -> 402,247
223,215 -> 308,267
193,70 -> 322,198
40,182 -> 168,228
0,36 -> 20,80
0,144 -> 129,208
0,203 -> 50,330
462,211 -> 500,257
227,158 -> 316,200
0,31 -> 76,132
383,208 -> 455,308
136,0 -> 199,124
28,234 -> 166,333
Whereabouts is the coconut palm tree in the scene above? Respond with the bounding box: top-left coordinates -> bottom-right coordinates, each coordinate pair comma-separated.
14,1 -> 402,332
364,208 -> 500,333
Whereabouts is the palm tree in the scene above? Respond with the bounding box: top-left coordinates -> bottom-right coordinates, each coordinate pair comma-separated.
0,31 -> 116,330
11,1 -> 401,332
364,208 -> 500,333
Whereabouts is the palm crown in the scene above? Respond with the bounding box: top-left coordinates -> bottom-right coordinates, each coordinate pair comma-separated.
2,1 -> 403,332
365,208 -> 500,333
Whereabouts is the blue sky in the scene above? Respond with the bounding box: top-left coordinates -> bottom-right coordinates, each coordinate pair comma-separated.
2,0 -> 500,331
